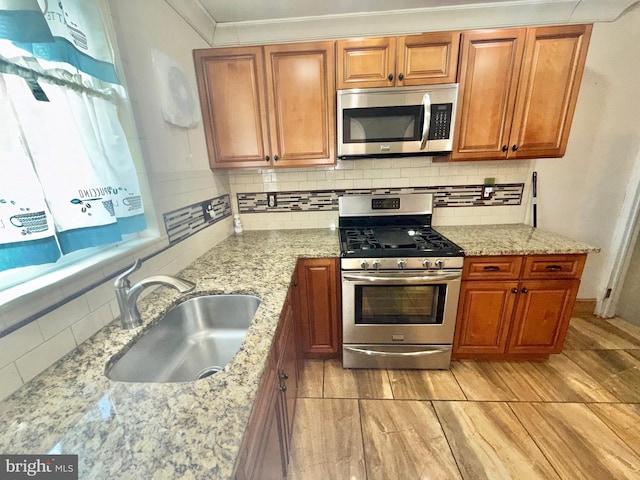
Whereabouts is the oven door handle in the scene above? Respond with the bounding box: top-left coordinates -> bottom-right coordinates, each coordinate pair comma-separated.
342,272 -> 461,284
343,346 -> 450,357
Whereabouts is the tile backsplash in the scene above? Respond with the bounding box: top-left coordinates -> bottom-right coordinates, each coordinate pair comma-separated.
228,157 -> 533,230
163,194 -> 232,245
237,183 -> 524,213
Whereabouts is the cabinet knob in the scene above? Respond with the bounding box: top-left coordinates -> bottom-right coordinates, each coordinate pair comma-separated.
388,73 -> 394,81
279,371 -> 289,380
511,287 -> 518,294
274,155 -> 279,161
512,145 -> 519,151
501,145 -> 508,152
398,73 -> 404,81
521,287 -> 528,294
265,155 -> 270,162
290,281 -> 298,287
279,384 -> 287,393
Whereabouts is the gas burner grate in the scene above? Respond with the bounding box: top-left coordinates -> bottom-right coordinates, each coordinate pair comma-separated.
343,228 -> 381,250
342,226 -> 460,254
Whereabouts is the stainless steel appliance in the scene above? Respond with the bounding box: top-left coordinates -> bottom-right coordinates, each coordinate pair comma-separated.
337,84 -> 459,159
339,193 -> 464,369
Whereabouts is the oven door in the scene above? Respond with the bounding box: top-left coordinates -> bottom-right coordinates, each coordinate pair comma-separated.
341,270 -> 461,345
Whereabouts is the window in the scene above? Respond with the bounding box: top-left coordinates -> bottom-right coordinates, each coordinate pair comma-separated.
0,0 -> 159,324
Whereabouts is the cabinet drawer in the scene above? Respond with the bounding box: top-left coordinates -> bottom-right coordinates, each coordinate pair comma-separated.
463,256 -> 523,280
521,254 -> 586,280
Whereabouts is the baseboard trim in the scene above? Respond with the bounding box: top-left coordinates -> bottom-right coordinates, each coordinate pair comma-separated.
573,298 -> 597,318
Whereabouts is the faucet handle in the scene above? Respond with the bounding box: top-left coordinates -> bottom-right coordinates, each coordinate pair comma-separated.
114,259 -> 142,289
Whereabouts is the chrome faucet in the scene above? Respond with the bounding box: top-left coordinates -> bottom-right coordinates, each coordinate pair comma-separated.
114,259 -> 196,329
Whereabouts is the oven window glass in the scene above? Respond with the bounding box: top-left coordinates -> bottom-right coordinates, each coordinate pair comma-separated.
343,105 -> 423,143
354,284 -> 446,325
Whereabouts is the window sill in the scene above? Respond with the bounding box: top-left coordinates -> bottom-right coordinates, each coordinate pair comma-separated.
0,234 -> 167,336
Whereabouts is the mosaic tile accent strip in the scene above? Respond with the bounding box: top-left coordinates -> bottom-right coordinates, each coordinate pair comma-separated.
237,184 -> 524,214
164,194 -> 231,244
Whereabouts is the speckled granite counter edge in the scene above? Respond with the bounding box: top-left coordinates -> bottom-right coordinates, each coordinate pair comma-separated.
435,224 -> 600,257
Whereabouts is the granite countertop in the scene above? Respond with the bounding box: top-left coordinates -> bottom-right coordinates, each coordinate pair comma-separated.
436,224 -> 600,256
0,224 -> 598,479
0,229 -> 340,480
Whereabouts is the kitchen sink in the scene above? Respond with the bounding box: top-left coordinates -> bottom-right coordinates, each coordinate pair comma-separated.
105,294 -> 261,383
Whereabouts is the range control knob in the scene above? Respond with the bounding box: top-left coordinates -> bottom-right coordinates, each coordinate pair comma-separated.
422,259 -> 432,269
435,259 -> 445,269
360,260 -> 369,270
372,260 -> 381,270
397,259 -> 407,269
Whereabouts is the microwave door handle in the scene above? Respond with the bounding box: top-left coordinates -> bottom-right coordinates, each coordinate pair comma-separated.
419,93 -> 431,150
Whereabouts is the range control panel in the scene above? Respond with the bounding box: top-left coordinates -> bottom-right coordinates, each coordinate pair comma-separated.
371,197 -> 400,210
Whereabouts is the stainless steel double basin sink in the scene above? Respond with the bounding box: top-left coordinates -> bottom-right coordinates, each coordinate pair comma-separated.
105,294 -> 261,383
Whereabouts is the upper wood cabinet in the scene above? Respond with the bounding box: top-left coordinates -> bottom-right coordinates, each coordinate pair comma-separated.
194,41 -> 336,169
452,24 -> 592,161
336,32 -> 460,89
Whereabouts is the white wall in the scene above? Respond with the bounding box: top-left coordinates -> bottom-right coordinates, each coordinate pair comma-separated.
617,233 -> 640,325
532,4 -> 640,302
109,0 -> 231,228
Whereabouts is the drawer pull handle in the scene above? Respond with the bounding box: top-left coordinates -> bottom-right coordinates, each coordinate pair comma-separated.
546,265 -> 562,271
484,266 -> 500,271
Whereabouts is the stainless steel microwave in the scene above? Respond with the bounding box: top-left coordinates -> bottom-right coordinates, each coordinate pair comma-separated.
337,84 -> 459,158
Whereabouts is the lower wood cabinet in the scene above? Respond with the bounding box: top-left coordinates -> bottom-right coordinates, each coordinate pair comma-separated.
453,254 -> 586,360
235,257 -> 342,479
235,287 -> 298,480
294,258 -> 341,358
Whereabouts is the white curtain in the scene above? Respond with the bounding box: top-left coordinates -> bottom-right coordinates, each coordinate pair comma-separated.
0,0 -> 146,272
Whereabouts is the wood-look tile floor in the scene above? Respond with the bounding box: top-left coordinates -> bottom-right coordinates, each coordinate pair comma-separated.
288,316 -> 640,480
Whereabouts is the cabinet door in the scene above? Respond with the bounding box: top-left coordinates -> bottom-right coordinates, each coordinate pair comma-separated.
264,42 -> 336,167
509,25 -> 592,159
453,281 -> 518,356
194,47 -> 271,168
451,29 -> 526,161
296,258 -> 341,358
278,295 -> 298,451
507,279 -> 580,355
397,32 -> 460,86
336,37 -> 397,89
252,385 -> 287,480
235,355 -> 286,480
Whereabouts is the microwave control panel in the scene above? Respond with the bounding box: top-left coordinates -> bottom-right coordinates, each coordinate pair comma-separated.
428,103 -> 453,140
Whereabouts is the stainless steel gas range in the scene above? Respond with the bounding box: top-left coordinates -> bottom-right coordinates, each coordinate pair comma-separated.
339,193 -> 464,369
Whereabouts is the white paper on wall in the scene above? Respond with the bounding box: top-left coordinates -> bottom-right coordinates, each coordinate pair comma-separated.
151,48 -> 200,128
